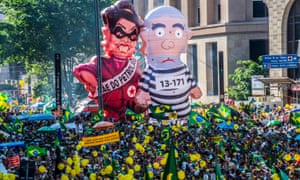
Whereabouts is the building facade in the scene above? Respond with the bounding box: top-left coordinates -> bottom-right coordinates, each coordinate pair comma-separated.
133,0 -> 270,104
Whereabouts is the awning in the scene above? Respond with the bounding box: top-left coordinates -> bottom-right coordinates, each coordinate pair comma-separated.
257,77 -> 295,84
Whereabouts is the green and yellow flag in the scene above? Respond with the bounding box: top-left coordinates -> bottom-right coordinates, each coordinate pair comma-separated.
289,111 -> 300,127
215,163 -> 224,180
163,141 -> 178,180
218,103 -> 231,119
63,105 -> 73,122
13,120 -> 23,133
26,146 -> 46,157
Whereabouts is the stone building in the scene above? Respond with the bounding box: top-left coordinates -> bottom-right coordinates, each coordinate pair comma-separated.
133,0 -> 300,104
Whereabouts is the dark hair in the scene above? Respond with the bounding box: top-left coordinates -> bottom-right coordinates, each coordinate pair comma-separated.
101,0 -> 143,33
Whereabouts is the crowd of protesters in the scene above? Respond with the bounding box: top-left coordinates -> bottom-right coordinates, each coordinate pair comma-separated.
0,102 -> 300,180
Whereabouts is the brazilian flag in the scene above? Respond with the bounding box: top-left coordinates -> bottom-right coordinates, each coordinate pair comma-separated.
63,105 -> 74,122
149,104 -> 172,120
93,109 -> 104,123
218,103 -> 232,119
289,111 -> 300,127
26,146 -> 46,157
125,109 -> 143,122
13,119 -> 23,133
162,141 -> 178,180
161,126 -> 170,143
2,122 -> 13,133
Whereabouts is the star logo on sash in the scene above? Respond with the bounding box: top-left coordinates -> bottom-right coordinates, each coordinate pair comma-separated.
127,85 -> 136,98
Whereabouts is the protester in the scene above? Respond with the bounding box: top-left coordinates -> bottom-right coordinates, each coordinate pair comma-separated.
0,102 -> 300,179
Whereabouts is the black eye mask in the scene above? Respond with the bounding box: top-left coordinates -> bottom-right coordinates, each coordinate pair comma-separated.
111,26 -> 137,41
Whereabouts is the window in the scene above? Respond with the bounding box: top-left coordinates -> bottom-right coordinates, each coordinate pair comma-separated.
187,0 -> 200,27
253,0 -> 268,18
170,0 -> 181,11
287,0 -> 300,80
249,39 -> 269,61
187,44 -> 198,82
206,42 -> 218,96
154,0 -> 164,6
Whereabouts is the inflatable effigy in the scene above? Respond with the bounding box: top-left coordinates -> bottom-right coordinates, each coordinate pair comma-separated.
135,6 -> 203,121
73,0 -> 144,121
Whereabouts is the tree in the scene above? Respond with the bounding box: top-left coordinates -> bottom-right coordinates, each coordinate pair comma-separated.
226,57 -> 268,100
0,0 -> 117,104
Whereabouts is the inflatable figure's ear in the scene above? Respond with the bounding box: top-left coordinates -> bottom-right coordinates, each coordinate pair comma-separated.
139,28 -> 148,56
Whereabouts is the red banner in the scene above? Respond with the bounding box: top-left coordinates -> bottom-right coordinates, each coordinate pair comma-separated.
5,156 -> 20,168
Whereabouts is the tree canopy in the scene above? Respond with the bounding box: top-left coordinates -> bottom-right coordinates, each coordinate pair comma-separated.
226,57 -> 268,100
0,0 -> 116,101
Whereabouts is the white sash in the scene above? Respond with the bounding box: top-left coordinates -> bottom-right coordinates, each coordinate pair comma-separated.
102,59 -> 138,95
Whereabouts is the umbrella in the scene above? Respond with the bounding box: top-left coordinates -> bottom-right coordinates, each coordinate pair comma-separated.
36,126 -> 57,133
27,113 -> 55,121
267,120 -> 282,126
0,141 -> 25,149
291,108 -> 300,112
31,102 -> 45,109
93,121 -> 114,130
50,122 -> 77,130
11,113 -> 30,121
0,130 -> 10,138
295,134 -> 300,141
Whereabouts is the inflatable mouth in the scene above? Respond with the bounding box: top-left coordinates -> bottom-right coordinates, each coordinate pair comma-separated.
161,58 -> 174,63
119,45 -> 129,52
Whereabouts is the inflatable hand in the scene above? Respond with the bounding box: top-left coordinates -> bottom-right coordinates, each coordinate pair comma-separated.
135,89 -> 151,110
73,56 -> 98,101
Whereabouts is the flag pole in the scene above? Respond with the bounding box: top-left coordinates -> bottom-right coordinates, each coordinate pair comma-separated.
94,0 -> 103,110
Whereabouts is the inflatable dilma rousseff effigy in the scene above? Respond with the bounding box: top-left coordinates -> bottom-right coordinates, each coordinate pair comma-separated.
73,0 -> 144,121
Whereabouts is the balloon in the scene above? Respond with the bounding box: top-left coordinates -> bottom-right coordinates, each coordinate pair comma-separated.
72,0 -> 144,121
153,162 -> 160,169
126,157 -> 134,165
284,154 -> 292,161
132,136 -> 137,143
134,164 -> 141,172
128,169 -> 134,175
81,159 -> 89,166
76,145 -> 82,151
160,158 -> 167,166
67,157 -> 73,166
92,150 -> 98,157
178,170 -> 185,180
65,165 -> 71,174
70,169 -> 76,177
61,174 -> 69,180
105,165 -> 113,175
200,160 -> 207,168
129,150 -> 135,156
234,124 -> 239,130
38,165 -> 46,173
294,154 -> 300,161
89,173 -> 96,180
57,163 -> 65,170
135,5 -> 202,121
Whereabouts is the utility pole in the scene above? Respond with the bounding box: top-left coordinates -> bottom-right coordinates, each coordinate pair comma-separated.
94,0 -> 103,110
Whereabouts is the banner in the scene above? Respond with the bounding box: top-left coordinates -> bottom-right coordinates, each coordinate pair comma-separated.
5,156 -> 20,168
82,131 -> 120,147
